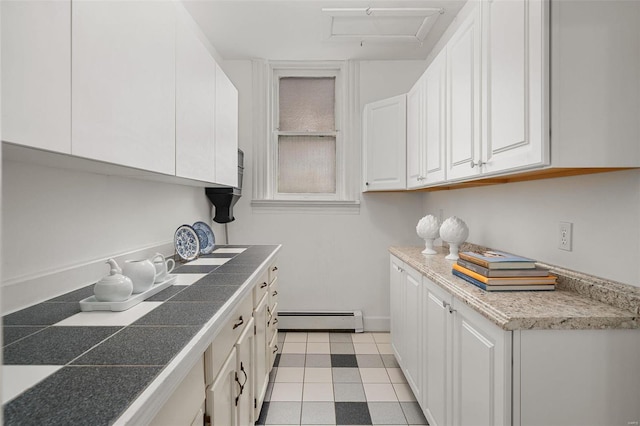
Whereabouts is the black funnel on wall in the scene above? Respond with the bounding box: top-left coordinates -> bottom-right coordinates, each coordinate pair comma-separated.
205,150 -> 244,224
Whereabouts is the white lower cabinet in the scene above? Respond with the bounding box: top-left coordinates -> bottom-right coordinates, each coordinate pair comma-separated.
207,347 -> 238,426
151,356 -> 206,426
422,277 -> 452,426
203,260 -> 278,426
392,254 -> 640,425
392,255 -> 510,426
451,298 -> 511,426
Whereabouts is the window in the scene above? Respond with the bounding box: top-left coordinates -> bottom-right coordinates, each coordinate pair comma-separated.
252,60 -> 360,211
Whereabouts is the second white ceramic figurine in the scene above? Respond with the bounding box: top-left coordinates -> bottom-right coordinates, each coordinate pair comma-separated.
416,214 -> 440,255
439,216 -> 469,260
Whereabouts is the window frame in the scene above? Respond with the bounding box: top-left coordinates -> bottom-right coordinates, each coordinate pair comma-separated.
252,60 -> 360,212
272,66 -> 342,201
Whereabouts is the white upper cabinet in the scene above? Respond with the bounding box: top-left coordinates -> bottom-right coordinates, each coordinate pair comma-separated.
423,49 -> 448,184
407,48 -> 447,190
550,0 -> 640,167
481,0 -> 546,174
363,94 -> 407,191
406,77 -> 425,189
71,0 -> 176,175
176,15 -> 217,183
445,4 -> 482,181
1,0 -> 71,153
215,64 -> 239,187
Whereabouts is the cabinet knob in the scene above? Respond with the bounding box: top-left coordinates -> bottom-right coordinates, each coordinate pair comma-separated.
470,160 -> 486,169
365,182 -> 369,186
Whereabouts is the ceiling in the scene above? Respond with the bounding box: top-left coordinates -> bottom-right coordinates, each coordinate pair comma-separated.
182,0 -> 467,61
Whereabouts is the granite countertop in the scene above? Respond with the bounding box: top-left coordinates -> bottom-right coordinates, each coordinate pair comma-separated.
2,244 -> 281,425
390,245 -> 640,331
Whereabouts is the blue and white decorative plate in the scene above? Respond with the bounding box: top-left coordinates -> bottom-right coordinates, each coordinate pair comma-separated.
192,221 -> 215,255
174,225 -> 200,261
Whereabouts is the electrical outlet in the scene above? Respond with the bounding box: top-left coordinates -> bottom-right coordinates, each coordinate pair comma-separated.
559,222 -> 573,251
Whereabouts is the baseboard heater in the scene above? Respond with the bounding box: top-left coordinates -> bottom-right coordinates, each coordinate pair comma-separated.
277,310 -> 364,333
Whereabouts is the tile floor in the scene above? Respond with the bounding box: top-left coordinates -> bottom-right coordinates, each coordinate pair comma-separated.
256,331 -> 428,426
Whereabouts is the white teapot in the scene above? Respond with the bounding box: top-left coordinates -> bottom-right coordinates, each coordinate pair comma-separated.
151,253 -> 175,283
123,258 -> 156,293
94,259 -> 133,302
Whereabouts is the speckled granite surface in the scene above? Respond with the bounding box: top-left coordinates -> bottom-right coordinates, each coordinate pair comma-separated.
390,245 -> 640,331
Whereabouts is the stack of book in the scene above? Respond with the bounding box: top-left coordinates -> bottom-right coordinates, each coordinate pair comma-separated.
452,250 -> 556,292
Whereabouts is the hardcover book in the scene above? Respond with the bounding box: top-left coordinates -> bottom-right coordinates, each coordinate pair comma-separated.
452,269 -> 555,292
458,250 -> 537,269
457,259 -> 550,277
452,263 -> 557,285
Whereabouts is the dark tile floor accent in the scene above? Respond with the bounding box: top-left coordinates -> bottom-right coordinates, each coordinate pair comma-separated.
331,354 -> 359,368
3,326 -> 121,365
3,366 -> 162,426
335,402 -> 372,425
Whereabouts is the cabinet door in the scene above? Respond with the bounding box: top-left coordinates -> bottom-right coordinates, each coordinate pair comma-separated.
422,278 -> 452,426
403,266 -> 422,401
481,0 -> 546,173
71,0 -> 176,174
389,256 -> 405,364
446,4 -> 482,181
253,292 -> 269,419
363,95 -> 407,191
207,347 -> 238,426
1,0 -> 71,153
215,64 -> 239,187
236,317 -> 255,426
406,77 -> 425,189
175,15 -> 216,182
452,301 -> 511,426
424,49 -> 447,184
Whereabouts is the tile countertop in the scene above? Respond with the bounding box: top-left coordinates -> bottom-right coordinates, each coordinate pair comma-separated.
2,244 -> 281,426
390,245 -> 640,331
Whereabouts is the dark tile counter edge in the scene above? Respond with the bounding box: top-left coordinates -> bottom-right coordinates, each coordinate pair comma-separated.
114,244 -> 281,425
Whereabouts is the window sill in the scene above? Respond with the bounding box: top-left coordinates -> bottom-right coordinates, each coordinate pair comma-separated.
251,199 -> 361,214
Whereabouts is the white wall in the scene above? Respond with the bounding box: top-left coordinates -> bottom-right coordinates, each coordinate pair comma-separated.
1,159 -> 211,310
213,59 -> 426,330
423,169 -> 640,287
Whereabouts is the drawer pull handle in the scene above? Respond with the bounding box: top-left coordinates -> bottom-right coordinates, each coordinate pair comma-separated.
267,306 -> 271,316
239,361 -> 248,388
273,318 -> 279,325
234,372 -> 243,406
233,316 -> 244,329
273,345 -> 278,354
260,282 -> 268,288
272,291 -> 278,296
272,266 -> 278,272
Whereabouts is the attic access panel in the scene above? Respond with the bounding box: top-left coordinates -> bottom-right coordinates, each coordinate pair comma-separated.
322,7 -> 444,44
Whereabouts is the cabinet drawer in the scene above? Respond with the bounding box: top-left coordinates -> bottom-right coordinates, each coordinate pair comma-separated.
268,262 -> 279,284
205,295 -> 252,385
253,270 -> 269,308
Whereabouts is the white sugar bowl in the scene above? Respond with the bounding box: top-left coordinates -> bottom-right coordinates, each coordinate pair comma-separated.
439,216 -> 469,260
123,259 -> 156,293
94,259 -> 133,302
